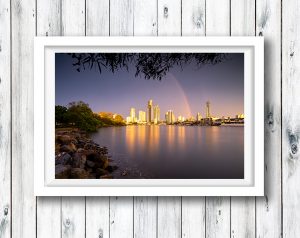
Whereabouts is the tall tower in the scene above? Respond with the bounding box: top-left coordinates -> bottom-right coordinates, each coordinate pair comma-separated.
153,105 -> 160,124
206,101 -> 210,118
130,108 -> 136,122
147,99 -> 153,123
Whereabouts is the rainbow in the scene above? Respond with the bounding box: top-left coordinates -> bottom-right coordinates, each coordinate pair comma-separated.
169,73 -> 193,117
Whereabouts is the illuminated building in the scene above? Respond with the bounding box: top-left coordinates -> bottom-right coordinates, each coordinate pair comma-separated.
126,116 -> 131,123
138,110 -> 146,123
130,107 -> 137,123
147,99 -> 153,123
197,112 -> 202,121
166,110 -> 175,124
153,105 -> 160,124
206,101 -> 211,118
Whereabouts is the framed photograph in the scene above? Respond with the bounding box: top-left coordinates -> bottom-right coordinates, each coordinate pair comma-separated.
34,37 -> 264,196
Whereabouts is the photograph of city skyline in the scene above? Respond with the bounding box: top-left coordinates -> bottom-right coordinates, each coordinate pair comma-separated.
55,52 -> 244,179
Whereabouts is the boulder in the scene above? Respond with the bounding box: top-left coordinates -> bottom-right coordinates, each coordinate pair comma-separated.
60,143 -> 77,153
55,164 -> 71,179
72,152 -> 86,169
56,135 -> 72,145
55,153 -> 72,165
86,160 -> 96,168
70,168 -> 90,179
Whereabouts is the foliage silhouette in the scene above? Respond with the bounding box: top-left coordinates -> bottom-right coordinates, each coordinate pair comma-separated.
68,53 -> 228,80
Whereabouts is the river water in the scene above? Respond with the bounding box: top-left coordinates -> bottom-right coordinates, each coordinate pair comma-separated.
91,125 -> 244,179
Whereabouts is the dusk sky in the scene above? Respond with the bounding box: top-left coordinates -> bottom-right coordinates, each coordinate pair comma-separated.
55,53 -> 244,118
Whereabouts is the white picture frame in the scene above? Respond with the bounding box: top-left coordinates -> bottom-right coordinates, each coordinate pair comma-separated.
34,36 -> 264,196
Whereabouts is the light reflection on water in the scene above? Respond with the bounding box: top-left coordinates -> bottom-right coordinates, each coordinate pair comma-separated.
91,125 -> 244,179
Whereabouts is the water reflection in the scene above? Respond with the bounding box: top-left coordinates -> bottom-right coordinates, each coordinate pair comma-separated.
92,125 -> 244,179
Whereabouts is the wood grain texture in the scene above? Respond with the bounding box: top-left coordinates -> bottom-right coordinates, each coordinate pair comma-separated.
86,0 -> 109,36
181,1 -> 206,237
182,0 -> 205,36
133,2 -> 158,238
157,197 -> 181,238
110,0 -> 134,36
36,1 -> 62,237
110,197 -> 134,238
62,197 -> 85,238
182,197 -> 205,238
282,0 -> 300,237
11,0 -> 36,237
133,0 -> 157,36
157,0 -> 181,36
256,0 -> 282,237
0,0 -> 11,237
86,197 -> 110,238
230,1 -> 256,237
205,1 -> 231,237
61,1 -> 86,238
62,0 -> 85,36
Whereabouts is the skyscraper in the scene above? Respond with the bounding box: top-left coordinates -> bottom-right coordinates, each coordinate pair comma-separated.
130,107 -> 136,122
147,99 -> 153,123
197,112 -> 202,121
153,105 -> 160,124
206,101 -> 210,118
138,110 -> 146,123
167,110 -> 175,124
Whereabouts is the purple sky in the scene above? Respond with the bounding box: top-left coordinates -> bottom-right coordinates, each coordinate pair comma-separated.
55,53 -> 244,118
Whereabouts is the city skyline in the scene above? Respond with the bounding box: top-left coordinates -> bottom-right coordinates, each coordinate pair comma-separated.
56,53 -> 244,118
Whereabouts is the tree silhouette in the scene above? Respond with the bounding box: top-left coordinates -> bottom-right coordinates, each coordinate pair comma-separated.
68,53 -> 228,80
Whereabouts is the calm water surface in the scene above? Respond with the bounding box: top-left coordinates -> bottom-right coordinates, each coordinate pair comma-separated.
91,125 -> 244,179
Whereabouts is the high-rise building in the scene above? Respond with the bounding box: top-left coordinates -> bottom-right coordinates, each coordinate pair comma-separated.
138,110 -> 146,123
167,110 -> 175,124
197,112 -> 202,121
165,112 -> 168,123
206,101 -> 211,118
130,107 -> 136,123
126,116 -> 131,123
147,99 -> 153,123
153,105 -> 160,124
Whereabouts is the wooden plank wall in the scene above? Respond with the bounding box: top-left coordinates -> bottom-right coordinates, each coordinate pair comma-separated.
1,0 -> 296,236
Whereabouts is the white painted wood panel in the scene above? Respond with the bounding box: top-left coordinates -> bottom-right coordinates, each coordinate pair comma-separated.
230,1 -> 256,237
157,2 -> 182,237
110,0 -> 134,36
0,0 -> 11,237
256,0 -> 282,237
36,1 -> 62,237
282,0 -> 300,237
133,2 -> 158,238
181,1 -> 206,237
86,197 -> 110,238
157,0 -> 181,36
157,197 -> 181,238
110,197 -> 134,238
11,0 -> 36,237
62,197 -> 86,238
85,2 -> 110,238
182,0 -> 205,36
60,1 -> 86,238
205,1 -> 231,237
86,0 -> 109,36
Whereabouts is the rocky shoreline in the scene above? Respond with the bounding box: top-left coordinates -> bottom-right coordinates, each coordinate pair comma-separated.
55,129 -> 118,179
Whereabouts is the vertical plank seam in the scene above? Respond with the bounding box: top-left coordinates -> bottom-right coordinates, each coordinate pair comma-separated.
109,196 -> 111,238
280,0 -> 283,236
60,197 -> 62,238
180,197 -> 182,238
132,197 -> 134,238
156,196 -> 158,238
10,0 -> 13,236
35,0 -> 38,236
254,1 -> 257,238
229,1 -> 232,236
204,1 -> 207,237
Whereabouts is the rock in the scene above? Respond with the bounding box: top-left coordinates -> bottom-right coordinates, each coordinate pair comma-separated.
70,168 -> 90,179
72,152 -> 86,168
60,143 -> 77,153
55,153 -> 72,165
55,164 -> 71,179
56,135 -> 72,145
100,174 -> 113,179
106,163 -> 118,172
95,168 -> 109,177
86,160 -> 96,168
